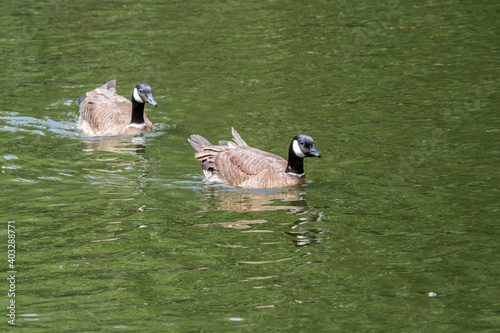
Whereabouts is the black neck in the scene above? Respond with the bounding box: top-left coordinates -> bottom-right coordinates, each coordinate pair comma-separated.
130,98 -> 145,124
285,148 -> 304,174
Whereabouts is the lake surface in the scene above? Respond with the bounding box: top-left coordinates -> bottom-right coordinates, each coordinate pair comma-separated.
1,0 -> 499,331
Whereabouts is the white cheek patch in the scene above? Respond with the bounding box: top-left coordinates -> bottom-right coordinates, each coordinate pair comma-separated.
133,88 -> 144,103
292,140 -> 306,158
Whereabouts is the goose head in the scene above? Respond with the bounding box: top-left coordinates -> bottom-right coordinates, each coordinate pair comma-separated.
132,84 -> 158,107
291,134 -> 321,158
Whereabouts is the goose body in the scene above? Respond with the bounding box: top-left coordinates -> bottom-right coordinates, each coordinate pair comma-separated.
188,128 -> 321,189
77,80 -> 157,137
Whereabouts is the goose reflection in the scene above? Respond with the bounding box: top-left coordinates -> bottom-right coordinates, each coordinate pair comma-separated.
81,136 -> 151,205
286,211 -> 326,247
82,136 -> 147,155
200,187 -> 309,213
197,186 -> 326,250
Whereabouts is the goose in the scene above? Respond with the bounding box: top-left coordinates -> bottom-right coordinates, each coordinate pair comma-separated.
188,128 -> 321,189
77,80 -> 157,137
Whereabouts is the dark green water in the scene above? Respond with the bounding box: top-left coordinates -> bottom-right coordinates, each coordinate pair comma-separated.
1,0 -> 499,331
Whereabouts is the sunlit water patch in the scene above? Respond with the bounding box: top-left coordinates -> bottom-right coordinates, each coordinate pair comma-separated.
0,111 -> 77,137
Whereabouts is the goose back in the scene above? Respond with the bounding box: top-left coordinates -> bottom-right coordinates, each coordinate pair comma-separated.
77,80 -> 154,137
188,128 -> 314,189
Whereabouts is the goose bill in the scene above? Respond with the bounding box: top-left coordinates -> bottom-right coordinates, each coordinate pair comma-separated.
306,147 -> 321,158
146,95 -> 158,107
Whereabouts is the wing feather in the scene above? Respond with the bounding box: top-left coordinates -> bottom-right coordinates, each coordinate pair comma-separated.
215,146 -> 287,186
77,80 -> 135,136
189,129 -> 300,189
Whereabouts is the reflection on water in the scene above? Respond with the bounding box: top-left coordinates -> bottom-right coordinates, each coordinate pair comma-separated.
200,187 -> 309,212
287,210 -> 326,247
198,219 -> 268,229
81,136 -> 147,155
240,258 -> 293,265
199,186 -> 326,246
79,136 -> 153,208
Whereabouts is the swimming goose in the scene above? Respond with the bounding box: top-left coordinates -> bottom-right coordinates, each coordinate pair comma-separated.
77,80 -> 157,137
188,128 -> 321,189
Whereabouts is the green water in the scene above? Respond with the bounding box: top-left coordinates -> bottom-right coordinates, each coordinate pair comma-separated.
1,0 -> 499,331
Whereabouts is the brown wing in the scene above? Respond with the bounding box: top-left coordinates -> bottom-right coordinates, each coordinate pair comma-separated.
189,129 -> 299,189
214,146 -> 287,187
77,80 -> 135,136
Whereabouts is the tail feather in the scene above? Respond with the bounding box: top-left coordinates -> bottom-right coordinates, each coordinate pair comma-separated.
106,80 -> 117,90
231,128 -> 248,146
188,135 -> 212,152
